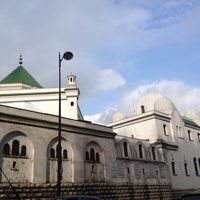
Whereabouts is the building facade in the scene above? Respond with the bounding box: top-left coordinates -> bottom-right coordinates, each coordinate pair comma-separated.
0,57 -> 199,193
107,93 -> 200,190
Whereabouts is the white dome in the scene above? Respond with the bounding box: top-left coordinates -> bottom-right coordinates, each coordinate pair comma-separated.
154,96 -> 175,115
112,112 -> 126,122
135,92 -> 176,115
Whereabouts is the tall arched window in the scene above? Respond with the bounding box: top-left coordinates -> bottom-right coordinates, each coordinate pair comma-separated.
96,153 -> 100,162
21,145 -> 27,156
123,141 -> 128,157
85,151 -> 89,160
85,147 -> 100,162
12,140 -> 19,156
50,148 -> 55,158
63,149 -> 68,159
90,148 -> 95,161
3,143 -> 10,155
139,144 -> 143,159
56,145 -> 59,158
194,157 -> 199,176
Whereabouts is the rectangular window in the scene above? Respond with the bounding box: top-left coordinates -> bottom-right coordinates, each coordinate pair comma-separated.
176,126 -> 183,138
188,130 -> 193,141
198,133 -> 200,142
163,124 -> 168,135
11,161 -> 19,171
179,126 -> 183,138
171,162 -> 177,175
184,163 -> 189,176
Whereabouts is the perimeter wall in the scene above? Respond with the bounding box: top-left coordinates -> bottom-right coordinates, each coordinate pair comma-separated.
0,182 -> 187,200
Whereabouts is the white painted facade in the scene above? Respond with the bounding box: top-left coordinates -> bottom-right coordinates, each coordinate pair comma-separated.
107,93 -> 200,190
0,68 -> 170,187
0,74 -> 82,120
1,61 -> 199,190
0,105 -> 116,183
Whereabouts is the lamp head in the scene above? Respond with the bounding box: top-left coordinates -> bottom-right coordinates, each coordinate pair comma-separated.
63,51 -> 73,60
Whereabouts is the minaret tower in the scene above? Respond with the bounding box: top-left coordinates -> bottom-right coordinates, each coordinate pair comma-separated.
64,74 -> 80,120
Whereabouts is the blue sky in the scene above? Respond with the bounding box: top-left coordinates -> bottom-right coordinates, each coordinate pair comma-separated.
0,0 -> 200,124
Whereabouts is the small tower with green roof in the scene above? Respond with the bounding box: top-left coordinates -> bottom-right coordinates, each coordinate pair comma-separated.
0,54 -> 42,90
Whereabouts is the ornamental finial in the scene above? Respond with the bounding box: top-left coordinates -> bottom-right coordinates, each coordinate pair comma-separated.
19,53 -> 23,65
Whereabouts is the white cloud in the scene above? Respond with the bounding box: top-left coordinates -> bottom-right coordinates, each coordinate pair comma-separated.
98,69 -> 126,90
0,0 -> 200,126
118,80 -> 200,116
84,107 -> 116,125
85,80 -> 200,124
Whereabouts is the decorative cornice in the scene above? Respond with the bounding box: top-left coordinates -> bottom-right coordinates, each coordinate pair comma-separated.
154,139 -> 179,151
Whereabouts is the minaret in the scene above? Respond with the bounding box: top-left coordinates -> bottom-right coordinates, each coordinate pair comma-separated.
64,74 -> 80,120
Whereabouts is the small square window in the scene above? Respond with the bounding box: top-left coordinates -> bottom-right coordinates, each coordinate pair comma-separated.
71,102 -> 74,106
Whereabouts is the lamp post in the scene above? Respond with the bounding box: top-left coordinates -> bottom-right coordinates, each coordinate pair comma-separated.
57,51 -> 73,196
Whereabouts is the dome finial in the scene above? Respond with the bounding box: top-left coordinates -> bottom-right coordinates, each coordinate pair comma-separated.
19,53 -> 23,65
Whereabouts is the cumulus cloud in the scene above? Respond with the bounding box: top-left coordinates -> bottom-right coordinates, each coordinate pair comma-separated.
98,69 -> 126,90
84,107 -> 116,124
86,80 -> 200,124
117,80 -> 200,116
84,107 -> 116,125
0,0 -> 200,126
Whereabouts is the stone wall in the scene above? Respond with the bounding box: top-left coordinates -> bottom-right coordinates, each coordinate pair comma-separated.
0,182 -> 179,200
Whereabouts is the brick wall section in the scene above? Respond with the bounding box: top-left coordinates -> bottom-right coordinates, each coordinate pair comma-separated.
0,183 -> 181,200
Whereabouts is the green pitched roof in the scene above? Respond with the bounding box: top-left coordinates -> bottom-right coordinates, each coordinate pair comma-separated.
0,65 -> 42,88
183,118 -> 200,127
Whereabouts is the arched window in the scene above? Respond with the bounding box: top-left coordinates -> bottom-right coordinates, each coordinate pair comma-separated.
21,145 -> 27,156
123,141 -> 128,157
63,149 -> 68,159
50,148 -> 55,158
85,147 -> 100,162
12,140 -> 19,156
194,157 -> 199,176
141,105 -> 145,113
3,143 -> 10,155
139,144 -> 143,159
152,146 -> 156,160
85,151 -> 89,160
56,145 -> 59,158
96,153 -> 100,162
90,148 -> 95,161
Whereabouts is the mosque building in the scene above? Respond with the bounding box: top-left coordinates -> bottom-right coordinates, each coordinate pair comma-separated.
0,55 -> 199,198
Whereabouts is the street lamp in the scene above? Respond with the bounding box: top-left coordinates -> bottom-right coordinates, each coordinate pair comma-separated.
57,51 -> 73,196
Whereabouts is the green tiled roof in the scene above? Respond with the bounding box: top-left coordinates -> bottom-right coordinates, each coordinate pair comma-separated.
183,118 -> 200,127
0,65 -> 42,88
